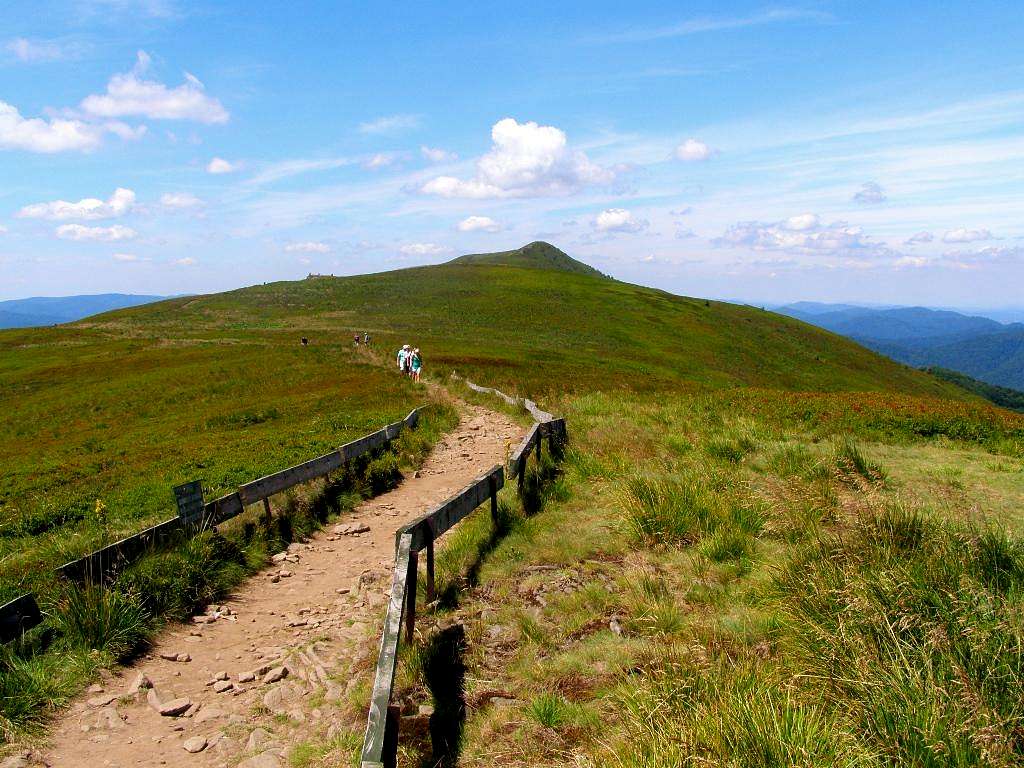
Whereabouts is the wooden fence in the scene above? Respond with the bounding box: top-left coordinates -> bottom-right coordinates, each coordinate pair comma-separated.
0,407 -> 425,644
360,392 -> 566,768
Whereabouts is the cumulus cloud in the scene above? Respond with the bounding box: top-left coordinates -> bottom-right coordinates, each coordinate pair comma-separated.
359,114 -> 419,134
904,231 -> 934,245
457,215 -> 500,233
942,227 -> 993,243
783,213 -> 819,231
421,145 -> 457,163
160,192 -> 202,209
284,241 -> 331,253
399,242 -> 450,256
715,215 -> 886,257
894,255 -> 929,268
56,223 -> 137,241
853,181 -> 887,204
81,51 -> 228,124
593,208 -> 648,233
675,227 -> 697,239
206,157 -> 237,174
419,118 -> 614,199
0,100 -> 104,153
174,256 -> 197,266
674,138 -> 714,161
113,252 -> 148,262
19,188 -> 136,220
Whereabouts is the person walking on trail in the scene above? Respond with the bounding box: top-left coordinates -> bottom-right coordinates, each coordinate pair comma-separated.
397,344 -> 411,375
363,332 -> 371,345
353,333 -> 360,346
410,348 -> 422,382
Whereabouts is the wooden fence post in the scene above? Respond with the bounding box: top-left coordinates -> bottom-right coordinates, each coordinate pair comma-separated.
262,497 -> 272,525
404,549 -> 418,643
535,432 -> 543,463
425,530 -> 435,603
488,474 -> 499,525
383,704 -> 400,768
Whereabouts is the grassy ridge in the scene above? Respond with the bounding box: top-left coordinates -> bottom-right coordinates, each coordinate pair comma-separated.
87,260 -> 960,399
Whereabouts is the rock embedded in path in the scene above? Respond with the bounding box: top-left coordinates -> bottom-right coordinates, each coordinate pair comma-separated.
333,523 -> 370,536
246,727 -> 273,753
239,752 -> 282,768
87,693 -> 118,708
263,666 -> 288,684
183,735 -> 207,753
147,688 -> 192,717
213,680 -> 233,693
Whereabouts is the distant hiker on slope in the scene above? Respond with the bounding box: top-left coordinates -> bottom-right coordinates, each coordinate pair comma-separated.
410,348 -> 422,382
397,344 -> 411,375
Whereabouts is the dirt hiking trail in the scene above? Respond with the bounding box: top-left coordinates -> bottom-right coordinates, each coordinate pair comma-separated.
33,402 -> 524,768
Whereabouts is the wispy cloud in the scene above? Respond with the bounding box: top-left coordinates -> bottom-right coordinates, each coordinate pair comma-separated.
581,7 -> 832,44
358,114 -> 420,135
5,37 -> 88,63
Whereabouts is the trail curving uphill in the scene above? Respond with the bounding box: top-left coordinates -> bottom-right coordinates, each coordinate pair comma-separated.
34,402 -> 524,768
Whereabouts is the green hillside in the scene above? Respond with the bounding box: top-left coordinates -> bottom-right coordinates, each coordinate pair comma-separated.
90,243 -> 955,399
449,240 -> 607,277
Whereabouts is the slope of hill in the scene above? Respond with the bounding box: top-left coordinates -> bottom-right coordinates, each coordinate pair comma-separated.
777,302 -> 1024,391
0,293 -> 170,329
93,245 -> 954,398
924,366 -> 1024,412
449,241 -> 607,278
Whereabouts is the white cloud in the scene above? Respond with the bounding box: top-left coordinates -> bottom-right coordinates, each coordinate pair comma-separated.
206,157 -> 237,174
113,252 -> 147,262
174,256 -> 197,266
674,138 -> 714,161
904,231 -> 934,245
364,153 -> 395,169
18,188 -> 136,221
56,223 -> 137,241
421,145 -> 457,163
942,227 -> 993,243
81,51 -> 228,124
0,100 -> 104,153
894,255 -> 929,268
593,208 -> 648,233
715,216 -> 884,257
420,118 -> 613,199
674,227 -> 697,239
457,215 -> 500,233
160,192 -> 202,209
0,225 -> 7,234
284,241 -> 331,253
5,37 -> 83,63
853,181 -> 887,204
399,242 -> 450,256
782,213 -> 819,231
358,114 -> 420,134
583,8 -> 832,44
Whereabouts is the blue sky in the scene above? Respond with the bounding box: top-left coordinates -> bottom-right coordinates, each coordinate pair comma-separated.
2,1 -> 1023,307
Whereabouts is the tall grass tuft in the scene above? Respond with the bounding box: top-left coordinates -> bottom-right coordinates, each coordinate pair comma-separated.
834,436 -> 886,484
48,583 -> 148,657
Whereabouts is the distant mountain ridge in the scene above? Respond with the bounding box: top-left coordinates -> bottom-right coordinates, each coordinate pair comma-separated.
0,294 -> 170,329
776,302 -> 1024,391
448,241 -> 607,278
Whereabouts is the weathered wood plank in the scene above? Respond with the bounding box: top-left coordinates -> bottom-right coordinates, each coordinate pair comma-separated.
0,593 -> 43,644
404,466 -> 504,551
237,450 -> 343,506
509,423 -> 540,477
361,533 -> 412,767
206,491 -> 244,524
340,428 -> 389,461
384,421 -> 404,441
404,408 -> 420,428
57,515 -> 182,583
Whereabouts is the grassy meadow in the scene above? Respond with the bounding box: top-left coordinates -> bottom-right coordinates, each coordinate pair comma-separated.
0,326 -> 424,604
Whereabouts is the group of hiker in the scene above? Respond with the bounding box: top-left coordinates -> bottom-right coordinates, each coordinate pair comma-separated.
396,344 -> 423,382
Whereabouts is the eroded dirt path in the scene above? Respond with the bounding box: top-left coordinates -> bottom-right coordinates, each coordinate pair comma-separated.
35,403 -> 523,768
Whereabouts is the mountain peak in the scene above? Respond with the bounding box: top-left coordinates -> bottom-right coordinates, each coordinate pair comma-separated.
448,241 -> 606,277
